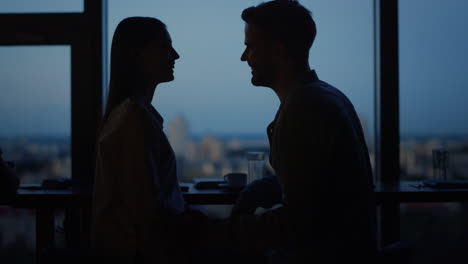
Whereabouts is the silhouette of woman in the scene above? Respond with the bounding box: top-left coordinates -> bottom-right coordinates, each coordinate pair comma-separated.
91,17 -> 186,263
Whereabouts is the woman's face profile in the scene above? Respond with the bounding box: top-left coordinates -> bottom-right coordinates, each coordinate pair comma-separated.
140,30 -> 180,84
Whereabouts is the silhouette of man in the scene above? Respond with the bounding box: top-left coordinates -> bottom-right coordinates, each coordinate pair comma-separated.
210,1 -> 378,263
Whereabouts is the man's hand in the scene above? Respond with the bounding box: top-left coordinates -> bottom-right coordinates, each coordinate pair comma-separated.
0,161 -> 19,199
231,176 -> 283,217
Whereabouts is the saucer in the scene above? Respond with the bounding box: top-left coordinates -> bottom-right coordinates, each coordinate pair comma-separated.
218,183 -> 245,190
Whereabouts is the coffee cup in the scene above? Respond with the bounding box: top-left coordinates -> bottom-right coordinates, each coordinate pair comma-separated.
223,173 -> 247,187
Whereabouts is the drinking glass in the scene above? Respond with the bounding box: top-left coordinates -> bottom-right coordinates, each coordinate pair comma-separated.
246,151 -> 265,184
432,148 -> 449,180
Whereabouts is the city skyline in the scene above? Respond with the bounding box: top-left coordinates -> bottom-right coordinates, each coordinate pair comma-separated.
0,111 -> 466,139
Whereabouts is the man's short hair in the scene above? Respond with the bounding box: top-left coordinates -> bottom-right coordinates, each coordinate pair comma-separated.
241,0 -> 316,60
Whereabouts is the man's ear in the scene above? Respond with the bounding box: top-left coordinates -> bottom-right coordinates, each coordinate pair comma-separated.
272,41 -> 287,62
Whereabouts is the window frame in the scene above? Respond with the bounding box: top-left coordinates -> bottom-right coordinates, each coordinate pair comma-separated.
0,0 -> 105,189
0,0 -> 105,247
375,0 -> 401,246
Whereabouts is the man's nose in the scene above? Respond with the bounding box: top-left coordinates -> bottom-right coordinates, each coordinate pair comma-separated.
240,50 -> 247,61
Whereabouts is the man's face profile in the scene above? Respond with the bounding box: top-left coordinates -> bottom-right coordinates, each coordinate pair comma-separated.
241,23 -> 275,87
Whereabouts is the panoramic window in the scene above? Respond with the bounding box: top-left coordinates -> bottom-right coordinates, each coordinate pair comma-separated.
399,0 -> 468,181
0,46 -> 71,185
0,0 -> 83,13
399,0 -> 468,263
108,0 -> 375,182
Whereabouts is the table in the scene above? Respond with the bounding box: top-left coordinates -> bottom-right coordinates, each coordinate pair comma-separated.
374,181 -> 468,203
3,181 -> 468,262
1,183 -> 238,262
1,187 -> 90,263
182,183 -> 239,204
187,181 -> 468,204
10,181 -> 468,207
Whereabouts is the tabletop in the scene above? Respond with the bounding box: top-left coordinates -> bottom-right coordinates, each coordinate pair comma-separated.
4,180 -> 468,209
374,181 -> 468,203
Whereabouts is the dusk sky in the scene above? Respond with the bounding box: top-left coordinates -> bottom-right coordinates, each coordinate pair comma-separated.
0,0 -> 467,137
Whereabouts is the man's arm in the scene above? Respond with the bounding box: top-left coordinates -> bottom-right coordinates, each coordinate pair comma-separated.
231,175 -> 283,217
272,95 -> 344,255
189,204 -> 293,255
275,94 -> 340,205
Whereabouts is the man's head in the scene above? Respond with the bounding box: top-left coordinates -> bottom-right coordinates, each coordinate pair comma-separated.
240,0 -> 316,87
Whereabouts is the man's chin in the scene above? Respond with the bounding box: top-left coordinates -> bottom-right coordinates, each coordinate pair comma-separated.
251,77 -> 268,87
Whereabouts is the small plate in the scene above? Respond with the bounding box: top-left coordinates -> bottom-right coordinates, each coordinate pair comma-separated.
218,183 -> 245,189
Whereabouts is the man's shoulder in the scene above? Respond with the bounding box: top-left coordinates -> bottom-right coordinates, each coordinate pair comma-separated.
307,79 -> 346,99
290,79 -> 352,111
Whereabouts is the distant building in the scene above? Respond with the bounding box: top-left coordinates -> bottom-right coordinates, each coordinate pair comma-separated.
199,136 -> 225,162
358,114 -> 373,149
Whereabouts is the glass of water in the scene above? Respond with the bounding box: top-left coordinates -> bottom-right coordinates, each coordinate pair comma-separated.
246,151 -> 265,184
432,148 -> 449,180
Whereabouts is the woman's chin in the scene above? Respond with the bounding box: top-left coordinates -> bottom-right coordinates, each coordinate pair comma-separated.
159,74 -> 174,83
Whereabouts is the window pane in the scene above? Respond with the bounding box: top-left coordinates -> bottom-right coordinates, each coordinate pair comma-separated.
0,46 -> 71,185
399,0 -> 468,181
399,1 -> 468,263
309,0 -> 375,171
108,0 -> 375,182
0,0 -> 83,13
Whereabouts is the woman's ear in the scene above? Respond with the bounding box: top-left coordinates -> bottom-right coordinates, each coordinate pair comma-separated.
129,47 -> 141,62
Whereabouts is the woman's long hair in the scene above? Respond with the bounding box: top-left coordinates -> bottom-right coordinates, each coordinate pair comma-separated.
102,17 -> 167,124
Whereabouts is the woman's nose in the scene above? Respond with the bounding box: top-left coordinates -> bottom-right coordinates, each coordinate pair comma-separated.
172,48 -> 180,60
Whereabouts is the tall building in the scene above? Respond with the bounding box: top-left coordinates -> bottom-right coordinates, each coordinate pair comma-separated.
199,136 -> 225,162
358,114 -> 371,147
166,114 -> 190,158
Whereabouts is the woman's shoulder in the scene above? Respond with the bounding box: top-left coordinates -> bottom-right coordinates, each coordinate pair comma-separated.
99,99 -> 146,141
116,98 -> 146,116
